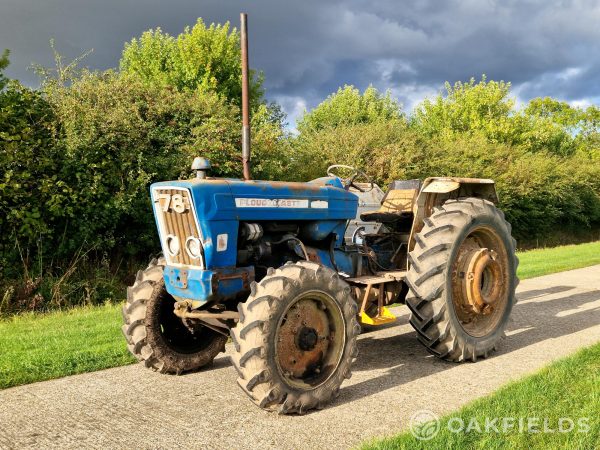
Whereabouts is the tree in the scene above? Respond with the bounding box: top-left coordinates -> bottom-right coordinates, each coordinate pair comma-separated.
525,97 -> 579,126
0,49 -> 10,91
524,97 -> 600,156
0,80 -> 61,262
409,76 -> 597,156
411,76 -> 520,143
297,85 -> 403,133
39,69 -> 245,256
120,19 -> 264,109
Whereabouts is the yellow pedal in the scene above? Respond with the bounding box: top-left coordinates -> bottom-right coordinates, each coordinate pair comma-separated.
360,306 -> 396,326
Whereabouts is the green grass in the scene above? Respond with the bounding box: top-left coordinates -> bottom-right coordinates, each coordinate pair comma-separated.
362,342 -> 600,450
0,240 -> 599,390
517,241 -> 600,280
0,303 -> 134,389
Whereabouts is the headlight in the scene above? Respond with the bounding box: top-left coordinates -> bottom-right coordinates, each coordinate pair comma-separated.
165,234 -> 180,257
185,236 -> 203,259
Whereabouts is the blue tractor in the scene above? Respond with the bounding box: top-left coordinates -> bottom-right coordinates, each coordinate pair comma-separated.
122,14 -> 518,414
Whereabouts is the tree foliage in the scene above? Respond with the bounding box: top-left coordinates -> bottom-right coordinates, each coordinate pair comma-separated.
297,85 -> 403,133
0,81 -> 61,257
410,76 -> 600,157
2,24 -> 600,313
120,19 -> 264,109
0,49 -> 9,91
525,97 -> 600,157
411,77 -> 517,143
295,83 -> 600,243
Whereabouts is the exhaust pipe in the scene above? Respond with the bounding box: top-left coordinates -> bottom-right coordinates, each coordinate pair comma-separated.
240,13 -> 252,180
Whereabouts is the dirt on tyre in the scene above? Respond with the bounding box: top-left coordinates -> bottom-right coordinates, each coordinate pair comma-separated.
122,257 -> 228,374
231,261 -> 360,414
406,197 -> 518,362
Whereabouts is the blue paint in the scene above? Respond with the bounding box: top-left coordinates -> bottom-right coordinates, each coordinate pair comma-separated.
301,220 -> 348,246
310,248 -> 355,275
151,178 -> 358,268
151,178 -> 358,221
164,265 -> 254,304
332,249 -> 356,274
150,176 -> 360,304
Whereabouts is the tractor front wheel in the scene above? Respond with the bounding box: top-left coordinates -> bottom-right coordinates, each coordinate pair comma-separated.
122,257 -> 228,374
231,261 -> 360,414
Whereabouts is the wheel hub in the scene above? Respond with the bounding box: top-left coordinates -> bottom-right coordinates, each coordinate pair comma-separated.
454,240 -> 502,318
451,228 -> 510,337
458,247 -> 504,314
297,327 -> 319,351
276,297 -> 335,382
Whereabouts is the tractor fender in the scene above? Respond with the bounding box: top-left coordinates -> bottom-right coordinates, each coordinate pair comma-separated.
408,177 -> 499,251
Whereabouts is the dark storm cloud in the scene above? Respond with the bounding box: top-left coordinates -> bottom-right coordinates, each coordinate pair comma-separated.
1,0 -> 599,123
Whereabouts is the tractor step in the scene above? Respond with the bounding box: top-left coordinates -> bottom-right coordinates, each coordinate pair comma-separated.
345,270 -> 406,285
345,271 -> 405,326
360,306 -> 397,325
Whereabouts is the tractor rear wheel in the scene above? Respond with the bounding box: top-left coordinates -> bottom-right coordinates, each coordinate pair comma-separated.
122,257 -> 228,374
406,198 -> 518,362
231,261 -> 360,414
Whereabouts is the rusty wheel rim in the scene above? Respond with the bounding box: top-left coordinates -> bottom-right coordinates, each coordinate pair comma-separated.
275,291 -> 346,390
451,226 -> 510,338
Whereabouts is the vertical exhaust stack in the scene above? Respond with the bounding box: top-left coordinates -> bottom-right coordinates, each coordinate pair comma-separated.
240,13 -> 252,180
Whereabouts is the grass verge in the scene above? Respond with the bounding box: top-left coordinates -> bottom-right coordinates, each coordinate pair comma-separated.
516,240 -> 600,280
361,342 -> 600,450
1,240 -> 599,390
0,303 -> 133,389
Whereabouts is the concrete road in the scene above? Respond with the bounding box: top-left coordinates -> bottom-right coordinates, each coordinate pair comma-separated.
1,265 -> 599,449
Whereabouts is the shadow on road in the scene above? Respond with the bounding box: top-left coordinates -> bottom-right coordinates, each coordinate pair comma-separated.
333,285 -> 600,408
179,284 -> 600,411
517,285 -> 574,300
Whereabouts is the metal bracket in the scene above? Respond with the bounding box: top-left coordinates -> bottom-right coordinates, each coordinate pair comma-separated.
168,268 -> 188,289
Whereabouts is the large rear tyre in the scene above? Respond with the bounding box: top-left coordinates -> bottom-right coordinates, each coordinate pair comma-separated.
122,257 -> 228,374
406,198 -> 518,362
231,261 -> 360,414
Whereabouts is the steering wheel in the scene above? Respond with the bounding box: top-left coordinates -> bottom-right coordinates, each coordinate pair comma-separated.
327,164 -> 374,192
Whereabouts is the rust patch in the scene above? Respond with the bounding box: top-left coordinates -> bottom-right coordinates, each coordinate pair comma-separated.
450,227 -> 510,337
453,244 -> 503,315
212,269 -> 251,290
276,299 -> 331,379
304,247 -> 322,264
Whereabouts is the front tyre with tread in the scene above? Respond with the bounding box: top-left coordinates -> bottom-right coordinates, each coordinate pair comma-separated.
231,261 -> 360,414
122,257 -> 228,374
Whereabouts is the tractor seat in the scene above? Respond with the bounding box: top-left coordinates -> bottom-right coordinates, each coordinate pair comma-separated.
360,180 -> 421,224
360,210 -> 413,224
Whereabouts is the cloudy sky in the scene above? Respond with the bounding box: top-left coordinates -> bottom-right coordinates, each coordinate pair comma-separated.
2,0 -> 600,126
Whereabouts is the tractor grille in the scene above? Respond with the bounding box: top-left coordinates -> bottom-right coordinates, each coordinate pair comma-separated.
152,187 -> 203,267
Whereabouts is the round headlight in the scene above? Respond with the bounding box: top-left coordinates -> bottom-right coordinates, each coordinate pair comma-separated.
185,236 -> 203,259
165,234 -> 180,256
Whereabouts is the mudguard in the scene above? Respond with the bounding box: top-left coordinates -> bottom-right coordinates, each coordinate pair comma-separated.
408,177 -> 499,251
